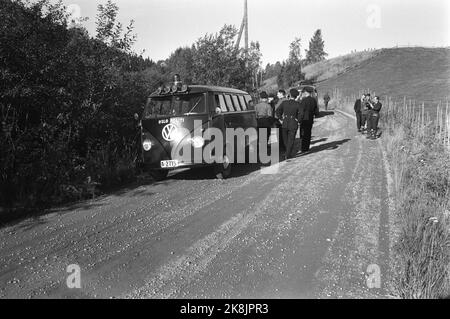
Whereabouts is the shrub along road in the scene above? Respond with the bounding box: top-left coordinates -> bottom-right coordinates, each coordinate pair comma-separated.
0,111 -> 395,298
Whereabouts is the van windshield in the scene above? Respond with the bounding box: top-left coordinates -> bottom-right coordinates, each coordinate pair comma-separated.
143,94 -> 206,118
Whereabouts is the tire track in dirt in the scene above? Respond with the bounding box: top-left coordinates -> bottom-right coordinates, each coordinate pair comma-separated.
125,113 -> 355,299
0,167 -> 265,298
125,162 -> 317,299
0,111 -> 393,299
315,110 -> 393,298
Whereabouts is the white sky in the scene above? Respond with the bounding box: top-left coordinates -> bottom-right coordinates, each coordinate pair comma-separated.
63,0 -> 450,65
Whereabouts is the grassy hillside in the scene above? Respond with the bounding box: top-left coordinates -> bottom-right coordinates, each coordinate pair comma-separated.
303,49 -> 380,82
317,47 -> 450,105
260,49 -> 380,93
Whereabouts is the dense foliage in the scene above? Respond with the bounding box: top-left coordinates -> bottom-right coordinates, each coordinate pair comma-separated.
0,0 -> 261,211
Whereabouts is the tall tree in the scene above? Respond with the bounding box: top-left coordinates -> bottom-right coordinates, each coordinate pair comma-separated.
277,37 -> 304,88
304,29 -> 327,65
288,37 -> 302,64
95,0 -> 136,52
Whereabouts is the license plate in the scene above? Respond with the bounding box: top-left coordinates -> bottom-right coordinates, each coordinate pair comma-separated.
160,160 -> 178,168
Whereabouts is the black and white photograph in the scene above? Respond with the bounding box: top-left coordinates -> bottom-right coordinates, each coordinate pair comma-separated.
0,0 -> 449,306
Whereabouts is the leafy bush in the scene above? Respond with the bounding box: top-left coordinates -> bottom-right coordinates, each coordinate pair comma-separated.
0,0 -> 152,209
0,0 -> 263,213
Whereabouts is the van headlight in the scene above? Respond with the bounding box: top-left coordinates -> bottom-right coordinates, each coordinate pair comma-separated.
142,140 -> 152,151
189,136 -> 205,148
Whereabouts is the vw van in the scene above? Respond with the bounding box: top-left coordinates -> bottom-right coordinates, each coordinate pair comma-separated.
139,83 -> 257,180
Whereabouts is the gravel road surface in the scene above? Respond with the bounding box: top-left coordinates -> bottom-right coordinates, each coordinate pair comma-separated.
0,111 -> 394,299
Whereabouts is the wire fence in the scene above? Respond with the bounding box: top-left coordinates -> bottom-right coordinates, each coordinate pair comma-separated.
331,88 -> 450,151
382,97 -> 450,151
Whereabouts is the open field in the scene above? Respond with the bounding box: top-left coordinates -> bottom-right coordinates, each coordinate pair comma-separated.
303,49 -> 380,83
260,49 -> 380,93
317,47 -> 450,108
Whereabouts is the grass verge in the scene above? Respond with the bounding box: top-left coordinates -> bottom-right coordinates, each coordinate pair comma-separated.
383,120 -> 450,299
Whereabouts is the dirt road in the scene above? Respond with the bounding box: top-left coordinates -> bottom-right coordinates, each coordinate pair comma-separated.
0,111 -> 394,299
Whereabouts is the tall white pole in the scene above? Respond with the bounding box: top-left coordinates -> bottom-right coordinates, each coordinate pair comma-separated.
244,0 -> 248,56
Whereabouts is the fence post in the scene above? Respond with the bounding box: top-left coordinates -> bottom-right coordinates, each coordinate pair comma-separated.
447,101 -> 450,150
437,103 -> 441,140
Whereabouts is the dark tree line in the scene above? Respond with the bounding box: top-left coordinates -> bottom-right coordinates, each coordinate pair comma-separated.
0,0 -> 261,211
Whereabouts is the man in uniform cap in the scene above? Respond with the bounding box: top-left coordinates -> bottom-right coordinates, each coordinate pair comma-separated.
275,88 -> 302,159
298,86 -> 319,153
173,73 -> 182,86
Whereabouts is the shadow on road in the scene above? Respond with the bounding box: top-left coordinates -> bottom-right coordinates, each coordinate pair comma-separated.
170,163 -> 263,181
317,111 -> 335,118
0,182 -> 157,228
310,138 -> 328,145
295,138 -> 351,157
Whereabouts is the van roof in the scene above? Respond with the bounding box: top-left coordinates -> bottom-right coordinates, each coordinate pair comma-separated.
298,84 -> 316,89
189,85 -> 249,94
150,85 -> 249,97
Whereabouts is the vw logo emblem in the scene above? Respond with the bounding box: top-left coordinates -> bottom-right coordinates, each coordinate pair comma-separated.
162,123 -> 178,141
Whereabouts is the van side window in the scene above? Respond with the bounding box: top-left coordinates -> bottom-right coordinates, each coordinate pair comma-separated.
244,95 -> 254,110
238,95 -> 247,110
215,94 -> 227,112
224,95 -> 235,112
231,95 -> 241,111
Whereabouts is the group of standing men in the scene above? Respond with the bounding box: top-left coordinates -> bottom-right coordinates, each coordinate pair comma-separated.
354,93 -> 382,139
254,87 -> 319,160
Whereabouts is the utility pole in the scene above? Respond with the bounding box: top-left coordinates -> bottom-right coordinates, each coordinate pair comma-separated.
235,0 -> 249,58
244,0 -> 248,55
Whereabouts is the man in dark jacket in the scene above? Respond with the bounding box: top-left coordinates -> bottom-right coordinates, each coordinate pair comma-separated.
275,88 -> 301,159
366,96 -> 382,139
268,93 -> 277,117
255,91 -> 273,145
298,87 -> 319,153
274,89 -> 287,152
361,93 -> 371,133
354,94 -> 365,132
